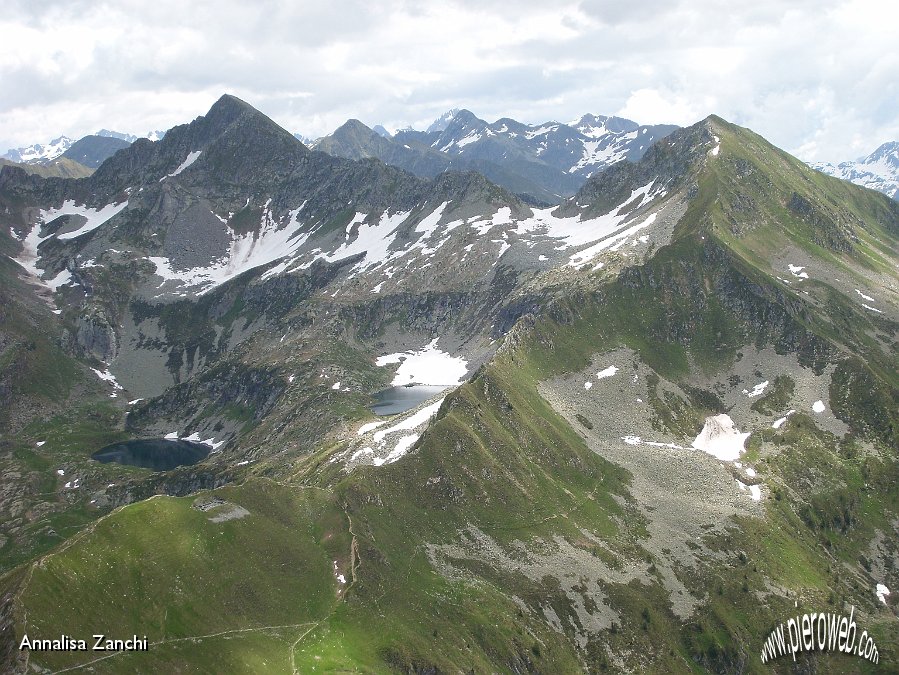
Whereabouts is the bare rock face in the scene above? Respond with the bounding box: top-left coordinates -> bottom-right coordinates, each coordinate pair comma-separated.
75,311 -> 118,361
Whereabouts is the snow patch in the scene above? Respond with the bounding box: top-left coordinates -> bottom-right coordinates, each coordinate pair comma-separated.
596,366 -> 618,379
161,150 -> 202,180
691,414 -> 749,462
376,339 -> 468,386
373,434 -> 419,466
584,381 -> 593,390
812,400 -> 825,413
876,583 -> 890,605
91,367 -> 123,390
772,410 -> 796,429
787,264 -> 809,279
153,202 -> 311,294
373,398 -> 444,444
747,380 -> 769,398
357,420 -> 386,436
855,289 -> 875,302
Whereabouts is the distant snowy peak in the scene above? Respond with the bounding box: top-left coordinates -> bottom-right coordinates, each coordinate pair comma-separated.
574,114 -> 638,138
418,109 -> 676,177
293,133 -> 318,146
811,141 -> 899,201
4,130 -> 166,166
3,136 -> 74,164
96,129 -> 138,143
372,125 -> 392,139
867,140 -> 899,165
426,109 -> 461,134
96,129 -> 166,143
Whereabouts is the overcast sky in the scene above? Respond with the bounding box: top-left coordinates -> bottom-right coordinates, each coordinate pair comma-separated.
1,0 -> 896,162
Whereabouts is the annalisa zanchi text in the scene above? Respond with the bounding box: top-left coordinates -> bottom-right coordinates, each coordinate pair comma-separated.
19,634 -> 149,652
760,606 -> 879,664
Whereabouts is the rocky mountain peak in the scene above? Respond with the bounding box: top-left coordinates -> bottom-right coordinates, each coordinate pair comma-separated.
426,108 -> 461,133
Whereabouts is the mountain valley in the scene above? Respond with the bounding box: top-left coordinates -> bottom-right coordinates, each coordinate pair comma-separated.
0,95 -> 897,673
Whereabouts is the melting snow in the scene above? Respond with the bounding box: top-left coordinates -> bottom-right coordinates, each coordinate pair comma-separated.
710,135 -> 720,156
569,213 -> 659,267
584,381 -> 593,390
153,202 -> 311,294
772,410 -> 796,429
621,436 -> 685,450
45,269 -> 73,291
161,150 -> 202,180
164,431 -> 179,440
788,264 -> 809,279
373,398 -> 444,444
691,414 -> 749,462
855,289 -> 875,302
357,420 -> 386,436
748,484 -> 761,501
14,201 -> 127,285
513,182 -> 661,263
376,339 -> 468,386
862,304 -> 883,314
747,381 -> 769,398
876,583 -> 890,605
596,366 -> 618,379
745,467 -> 757,478
350,447 -> 374,461
42,200 -> 129,241
373,434 -> 419,466
91,367 -> 123,390
812,400 -> 825,413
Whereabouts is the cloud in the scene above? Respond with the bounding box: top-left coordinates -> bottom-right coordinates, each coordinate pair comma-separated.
0,0 -> 896,161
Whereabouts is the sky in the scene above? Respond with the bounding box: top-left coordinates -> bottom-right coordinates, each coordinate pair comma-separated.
1,0 -> 897,162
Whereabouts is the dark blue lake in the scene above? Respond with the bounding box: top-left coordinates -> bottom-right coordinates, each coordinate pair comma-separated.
92,439 -> 210,471
371,385 -> 450,416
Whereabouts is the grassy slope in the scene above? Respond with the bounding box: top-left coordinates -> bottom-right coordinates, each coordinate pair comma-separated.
12,480 -> 348,673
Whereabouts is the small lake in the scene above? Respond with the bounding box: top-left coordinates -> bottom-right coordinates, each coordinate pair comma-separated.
92,439 -> 210,471
371,385 -> 450,416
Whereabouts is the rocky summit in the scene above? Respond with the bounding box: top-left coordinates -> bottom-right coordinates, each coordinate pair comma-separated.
0,95 -> 897,673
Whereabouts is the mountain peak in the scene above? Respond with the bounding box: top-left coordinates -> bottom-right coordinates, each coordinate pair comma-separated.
426,108 -> 461,134
205,94 -> 258,127
372,124 -> 392,139
866,141 -> 899,166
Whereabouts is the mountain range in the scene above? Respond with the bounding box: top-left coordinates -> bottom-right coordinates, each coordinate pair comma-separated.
1,129 -> 167,177
0,95 -> 896,673
312,109 -> 678,204
811,141 -> 899,201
